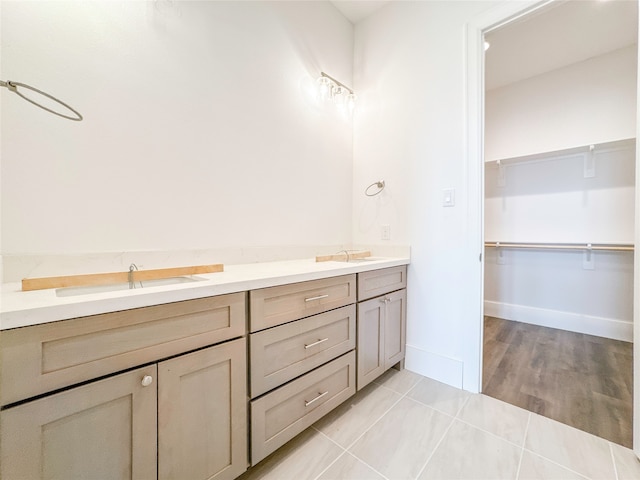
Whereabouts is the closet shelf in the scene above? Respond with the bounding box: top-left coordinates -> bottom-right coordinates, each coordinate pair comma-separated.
484,137 -> 635,167
484,242 -> 634,252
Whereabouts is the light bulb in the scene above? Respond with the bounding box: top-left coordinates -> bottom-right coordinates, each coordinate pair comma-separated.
333,86 -> 346,105
346,93 -> 357,114
317,76 -> 332,102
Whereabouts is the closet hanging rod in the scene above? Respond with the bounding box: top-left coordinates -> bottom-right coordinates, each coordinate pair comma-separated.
484,242 -> 634,252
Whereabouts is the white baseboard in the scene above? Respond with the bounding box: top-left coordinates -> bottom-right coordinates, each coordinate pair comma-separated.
484,301 -> 633,342
405,345 -> 464,389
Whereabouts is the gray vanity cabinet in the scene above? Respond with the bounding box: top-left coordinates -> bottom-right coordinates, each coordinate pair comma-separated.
249,275 -> 357,465
0,364 -> 158,479
0,293 -> 248,480
357,266 -> 407,390
158,337 -> 247,480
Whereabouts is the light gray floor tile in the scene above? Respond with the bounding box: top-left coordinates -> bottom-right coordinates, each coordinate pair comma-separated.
314,381 -> 402,447
238,428 -> 343,480
458,394 -> 530,446
316,452 -> 386,480
408,376 -> 471,416
525,413 -> 616,479
518,451 -> 588,480
373,367 -> 423,395
349,397 -> 452,479
610,442 -> 640,480
419,419 -> 521,480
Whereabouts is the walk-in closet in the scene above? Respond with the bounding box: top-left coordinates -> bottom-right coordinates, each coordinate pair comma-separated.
481,0 -> 637,448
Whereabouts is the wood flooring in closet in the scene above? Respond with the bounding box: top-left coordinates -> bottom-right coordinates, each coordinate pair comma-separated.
483,316 -> 633,448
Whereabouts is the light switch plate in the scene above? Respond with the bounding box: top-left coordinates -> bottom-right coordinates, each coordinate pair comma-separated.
442,188 -> 455,207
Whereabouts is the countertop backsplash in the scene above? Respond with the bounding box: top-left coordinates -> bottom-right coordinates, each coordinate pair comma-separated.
2,245 -> 410,284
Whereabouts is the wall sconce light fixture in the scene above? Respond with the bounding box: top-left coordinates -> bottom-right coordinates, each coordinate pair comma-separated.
317,72 -> 356,112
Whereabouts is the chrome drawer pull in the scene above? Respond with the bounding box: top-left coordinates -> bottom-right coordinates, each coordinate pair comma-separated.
305,294 -> 329,302
304,390 -> 329,407
304,338 -> 329,349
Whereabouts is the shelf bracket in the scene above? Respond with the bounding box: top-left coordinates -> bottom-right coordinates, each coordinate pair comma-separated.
583,243 -> 595,270
497,160 -> 506,187
584,145 -> 596,178
496,241 -> 506,264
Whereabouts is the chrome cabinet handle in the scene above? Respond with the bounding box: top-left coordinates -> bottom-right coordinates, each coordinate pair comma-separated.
305,391 -> 329,407
305,294 -> 329,302
304,338 -> 329,349
379,297 -> 391,304
141,375 -> 153,387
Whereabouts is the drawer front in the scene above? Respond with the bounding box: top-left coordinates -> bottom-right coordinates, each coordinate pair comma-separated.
358,266 -> 407,301
250,305 -> 356,398
1,292 -> 247,406
250,351 -> 356,465
249,275 -> 356,332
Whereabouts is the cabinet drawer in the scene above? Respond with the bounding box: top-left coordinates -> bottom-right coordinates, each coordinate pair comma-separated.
1,292 -> 247,406
250,351 -> 355,465
249,275 -> 356,332
358,266 -> 407,301
250,305 -> 355,398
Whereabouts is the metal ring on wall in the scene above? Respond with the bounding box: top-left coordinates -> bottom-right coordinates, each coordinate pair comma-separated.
1,80 -> 83,121
365,180 -> 385,197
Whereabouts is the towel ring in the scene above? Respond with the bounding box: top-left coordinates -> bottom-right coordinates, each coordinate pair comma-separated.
365,180 -> 385,197
1,80 -> 83,121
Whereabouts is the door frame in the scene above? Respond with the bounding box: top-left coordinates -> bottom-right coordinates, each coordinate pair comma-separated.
465,0 -> 640,454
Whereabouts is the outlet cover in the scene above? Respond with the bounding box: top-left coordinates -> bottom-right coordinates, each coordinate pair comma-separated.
381,225 -> 391,240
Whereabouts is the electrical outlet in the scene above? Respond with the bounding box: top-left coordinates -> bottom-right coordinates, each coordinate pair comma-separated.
381,225 -> 391,240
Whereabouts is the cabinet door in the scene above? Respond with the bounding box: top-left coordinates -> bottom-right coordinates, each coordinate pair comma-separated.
384,289 -> 407,369
0,365 -> 157,480
357,297 -> 386,390
158,338 -> 247,480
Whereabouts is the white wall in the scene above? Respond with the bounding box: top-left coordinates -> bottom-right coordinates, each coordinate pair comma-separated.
484,41 -> 636,342
353,1 -> 499,390
1,1 -> 354,258
486,46 -> 637,161
484,142 -> 636,341
485,142 -> 636,244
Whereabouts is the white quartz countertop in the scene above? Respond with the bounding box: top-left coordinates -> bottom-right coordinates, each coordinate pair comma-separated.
0,256 -> 409,330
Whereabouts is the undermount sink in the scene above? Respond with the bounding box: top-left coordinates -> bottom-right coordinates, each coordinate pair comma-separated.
55,276 -> 205,297
330,256 -> 380,263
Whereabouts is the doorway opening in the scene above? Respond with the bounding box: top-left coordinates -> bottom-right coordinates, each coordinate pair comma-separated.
478,0 -> 637,449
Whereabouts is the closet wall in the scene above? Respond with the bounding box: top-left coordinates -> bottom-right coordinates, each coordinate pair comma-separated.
484,46 -> 637,342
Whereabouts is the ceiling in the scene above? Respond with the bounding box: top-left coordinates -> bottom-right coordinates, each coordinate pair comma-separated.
485,0 -> 638,90
330,0 -> 637,91
330,1 -> 391,24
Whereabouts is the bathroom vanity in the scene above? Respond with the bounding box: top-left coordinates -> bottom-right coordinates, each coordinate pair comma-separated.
0,257 -> 408,479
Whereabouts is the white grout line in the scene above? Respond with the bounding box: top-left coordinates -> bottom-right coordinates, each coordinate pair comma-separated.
413,414 -> 458,479
316,373 -> 424,479
453,414 -> 527,451
514,413 -> 531,480
311,450 -> 347,480
342,451 -> 391,480
339,376 -> 424,452
519,448 -> 591,480
609,442 -> 620,480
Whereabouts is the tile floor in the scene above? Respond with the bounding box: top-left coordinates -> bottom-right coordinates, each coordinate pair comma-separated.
238,368 -> 640,480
